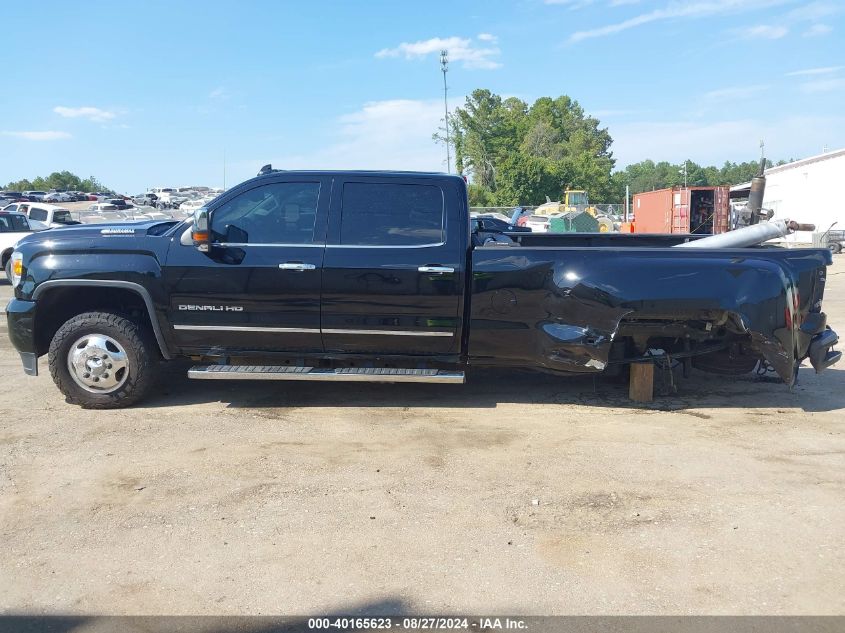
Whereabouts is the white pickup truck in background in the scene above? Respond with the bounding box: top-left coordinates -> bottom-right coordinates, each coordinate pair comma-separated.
0,211 -> 35,280
0,203 -> 82,230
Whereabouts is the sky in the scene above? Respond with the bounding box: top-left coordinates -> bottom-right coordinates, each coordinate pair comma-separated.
1,0 -> 843,193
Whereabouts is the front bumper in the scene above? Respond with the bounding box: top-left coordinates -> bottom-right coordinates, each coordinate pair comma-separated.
6,298 -> 38,376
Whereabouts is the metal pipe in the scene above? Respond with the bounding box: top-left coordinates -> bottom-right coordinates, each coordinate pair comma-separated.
625,184 -> 630,222
747,176 -> 765,224
674,220 -> 815,249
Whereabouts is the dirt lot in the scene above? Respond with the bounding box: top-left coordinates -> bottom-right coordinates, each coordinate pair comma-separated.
0,258 -> 843,616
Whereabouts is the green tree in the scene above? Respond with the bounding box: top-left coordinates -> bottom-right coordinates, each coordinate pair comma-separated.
4,172 -> 107,192
449,90 -> 617,205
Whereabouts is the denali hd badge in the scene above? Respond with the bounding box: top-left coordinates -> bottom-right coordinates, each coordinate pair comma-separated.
178,305 -> 244,311
100,228 -> 135,235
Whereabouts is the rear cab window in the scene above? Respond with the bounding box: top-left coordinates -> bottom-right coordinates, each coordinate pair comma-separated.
53,209 -> 73,224
29,207 -> 48,222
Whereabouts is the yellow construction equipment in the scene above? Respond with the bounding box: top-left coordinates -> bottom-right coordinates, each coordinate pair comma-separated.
532,190 -> 613,232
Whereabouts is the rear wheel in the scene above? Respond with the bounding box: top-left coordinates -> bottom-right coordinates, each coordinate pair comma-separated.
48,312 -> 159,409
828,242 -> 842,254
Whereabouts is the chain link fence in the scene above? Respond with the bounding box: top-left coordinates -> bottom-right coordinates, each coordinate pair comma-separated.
471,204 -> 626,219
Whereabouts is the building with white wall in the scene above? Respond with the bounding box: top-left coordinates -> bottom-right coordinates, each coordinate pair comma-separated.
732,147 -> 845,243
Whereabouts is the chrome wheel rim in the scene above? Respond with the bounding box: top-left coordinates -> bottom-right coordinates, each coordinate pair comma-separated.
67,334 -> 129,394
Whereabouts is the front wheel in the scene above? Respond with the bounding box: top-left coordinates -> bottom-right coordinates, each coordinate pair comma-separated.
48,312 -> 159,408
4,258 -> 11,283
828,242 -> 842,254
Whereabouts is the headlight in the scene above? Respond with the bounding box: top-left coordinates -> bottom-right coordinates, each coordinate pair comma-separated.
10,251 -> 23,287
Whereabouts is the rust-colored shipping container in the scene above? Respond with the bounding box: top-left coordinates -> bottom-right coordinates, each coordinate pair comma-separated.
632,186 -> 730,234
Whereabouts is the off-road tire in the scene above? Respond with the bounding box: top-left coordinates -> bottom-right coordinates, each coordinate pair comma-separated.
48,311 -> 158,409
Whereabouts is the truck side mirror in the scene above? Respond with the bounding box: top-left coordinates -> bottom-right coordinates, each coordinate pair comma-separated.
192,208 -> 210,252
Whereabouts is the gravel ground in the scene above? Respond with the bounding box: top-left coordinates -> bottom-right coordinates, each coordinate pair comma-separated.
0,257 -> 843,616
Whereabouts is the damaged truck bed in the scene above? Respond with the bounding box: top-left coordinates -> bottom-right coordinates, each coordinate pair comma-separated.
470,231 -> 837,385
6,170 -> 840,408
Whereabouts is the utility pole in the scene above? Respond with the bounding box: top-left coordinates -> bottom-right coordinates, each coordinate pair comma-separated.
440,49 -> 451,174
680,160 -> 688,188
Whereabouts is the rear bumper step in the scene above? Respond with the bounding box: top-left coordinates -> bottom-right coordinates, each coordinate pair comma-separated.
808,328 -> 840,373
187,365 -> 465,384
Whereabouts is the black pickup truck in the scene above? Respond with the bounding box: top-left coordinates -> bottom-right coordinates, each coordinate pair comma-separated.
5,170 -> 840,408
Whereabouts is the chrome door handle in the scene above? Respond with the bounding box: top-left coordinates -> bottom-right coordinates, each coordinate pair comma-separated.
279,262 -> 316,271
418,265 -> 455,274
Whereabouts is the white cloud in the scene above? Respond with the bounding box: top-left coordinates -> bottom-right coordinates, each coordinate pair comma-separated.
53,106 -> 116,122
209,86 -> 229,99
1,130 -> 72,141
263,99 -> 451,172
786,65 -> 843,76
477,33 -> 497,42
741,24 -> 788,39
376,35 -> 501,69
547,0 -> 640,6
545,0 -> 596,7
569,0 -> 789,42
803,23 -> 833,36
704,84 -> 770,101
610,115 -> 844,168
799,78 -> 845,93
787,1 -> 841,22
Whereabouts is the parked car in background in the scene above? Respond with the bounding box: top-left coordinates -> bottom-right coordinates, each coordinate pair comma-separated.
107,198 -> 133,211
524,214 -> 551,233
0,192 -> 28,206
87,203 -> 120,213
43,191 -> 73,203
178,197 -> 214,215
825,230 -> 845,254
133,193 -> 158,207
16,203 -> 81,230
471,214 -> 532,234
0,211 -> 34,281
149,188 -> 176,207
22,191 -> 47,201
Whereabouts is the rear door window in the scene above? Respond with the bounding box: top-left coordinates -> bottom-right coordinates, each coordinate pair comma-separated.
339,182 -> 444,246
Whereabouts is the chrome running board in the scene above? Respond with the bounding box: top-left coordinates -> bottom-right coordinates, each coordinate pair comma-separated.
187,365 -> 465,384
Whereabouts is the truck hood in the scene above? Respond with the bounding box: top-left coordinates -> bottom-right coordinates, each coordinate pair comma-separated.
15,220 -> 181,247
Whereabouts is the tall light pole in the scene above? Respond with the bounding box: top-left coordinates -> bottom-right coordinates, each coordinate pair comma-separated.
680,160 -> 688,187
440,49 -> 451,174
